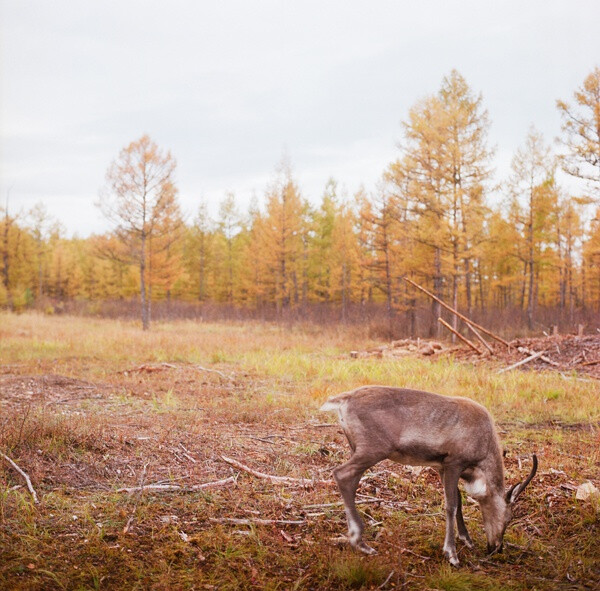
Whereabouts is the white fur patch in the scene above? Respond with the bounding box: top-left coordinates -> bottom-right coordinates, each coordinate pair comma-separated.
464,477 -> 487,498
347,520 -> 361,543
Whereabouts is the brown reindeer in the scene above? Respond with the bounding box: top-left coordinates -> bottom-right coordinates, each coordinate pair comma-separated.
321,386 -> 537,566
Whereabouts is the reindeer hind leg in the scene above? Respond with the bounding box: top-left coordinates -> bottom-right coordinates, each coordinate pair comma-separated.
332,452 -> 382,554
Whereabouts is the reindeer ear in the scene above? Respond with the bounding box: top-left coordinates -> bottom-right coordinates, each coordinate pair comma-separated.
506,455 -> 538,504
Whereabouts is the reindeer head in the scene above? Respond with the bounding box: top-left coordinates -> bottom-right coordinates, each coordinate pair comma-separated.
482,455 -> 538,555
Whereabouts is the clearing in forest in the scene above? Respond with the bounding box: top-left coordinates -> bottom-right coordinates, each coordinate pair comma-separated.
0,313 -> 599,590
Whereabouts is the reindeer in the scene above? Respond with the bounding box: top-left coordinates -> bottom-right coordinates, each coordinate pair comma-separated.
320,386 -> 537,566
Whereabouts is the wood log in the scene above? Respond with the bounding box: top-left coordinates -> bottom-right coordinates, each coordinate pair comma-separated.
517,346 -> 559,367
403,277 -> 510,347
465,322 -> 494,354
437,318 -> 482,354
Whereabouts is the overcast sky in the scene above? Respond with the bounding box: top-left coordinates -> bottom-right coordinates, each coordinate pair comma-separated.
1,0 -> 599,237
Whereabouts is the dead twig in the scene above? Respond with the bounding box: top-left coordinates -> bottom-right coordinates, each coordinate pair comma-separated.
581,358 -> 600,367
378,570 -> 395,589
209,517 -> 305,526
288,423 -> 338,430
221,455 -> 334,487
192,365 -> 233,380
438,318 -> 482,354
177,443 -> 197,463
121,363 -> 177,374
117,475 -> 236,494
123,462 -> 148,533
246,436 -> 281,445
302,498 -> 384,510
1,452 -> 39,504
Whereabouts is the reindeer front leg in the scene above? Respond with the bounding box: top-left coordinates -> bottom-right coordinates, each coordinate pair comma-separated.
456,487 -> 473,548
442,466 -> 461,566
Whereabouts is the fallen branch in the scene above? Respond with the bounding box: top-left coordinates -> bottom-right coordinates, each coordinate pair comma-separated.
210,517 -> 305,526
404,277 -> 510,347
497,350 -> 545,374
117,476 -> 235,494
517,346 -> 559,367
438,318 -> 481,354
1,452 -> 39,504
221,456 -> 334,487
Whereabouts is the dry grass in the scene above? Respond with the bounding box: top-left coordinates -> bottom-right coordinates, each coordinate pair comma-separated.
0,312 -> 599,590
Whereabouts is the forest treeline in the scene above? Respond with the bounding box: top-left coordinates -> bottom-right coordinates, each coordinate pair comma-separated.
2,69 -> 600,336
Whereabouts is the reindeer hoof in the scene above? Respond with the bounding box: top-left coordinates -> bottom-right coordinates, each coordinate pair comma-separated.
459,535 -> 474,549
355,541 -> 377,555
444,548 -> 460,567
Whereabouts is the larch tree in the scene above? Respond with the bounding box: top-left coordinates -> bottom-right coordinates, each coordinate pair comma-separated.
329,197 -> 360,322
0,202 -> 16,307
385,158 -> 424,335
237,196 -> 267,309
146,181 -> 185,306
399,95 -> 450,336
259,164 -> 307,315
583,212 -> 600,310
28,202 -> 53,301
554,195 -> 586,320
508,128 -> 556,329
215,192 -> 240,304
309,179 -> 339,302
354,188 -> 377,307
185,199 -> 214,302
557,67 -> 600,312
367,181 -> 411,336
98,135 -> 179,330
557,66 -> 600,198
438,70 -> 493,320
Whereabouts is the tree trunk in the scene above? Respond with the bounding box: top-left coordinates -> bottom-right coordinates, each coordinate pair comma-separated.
140,233 -> 149,331
432,247 -> 442,337
341,261 -> 347,324
2,211 -> 11,308
526,189 -> 535,330
464,257 -> 472,316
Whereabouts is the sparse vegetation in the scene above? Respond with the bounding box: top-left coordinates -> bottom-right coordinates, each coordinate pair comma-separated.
1,312 -> 599,589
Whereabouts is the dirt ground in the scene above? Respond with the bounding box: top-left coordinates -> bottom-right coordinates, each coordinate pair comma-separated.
1,321 -> 599,590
